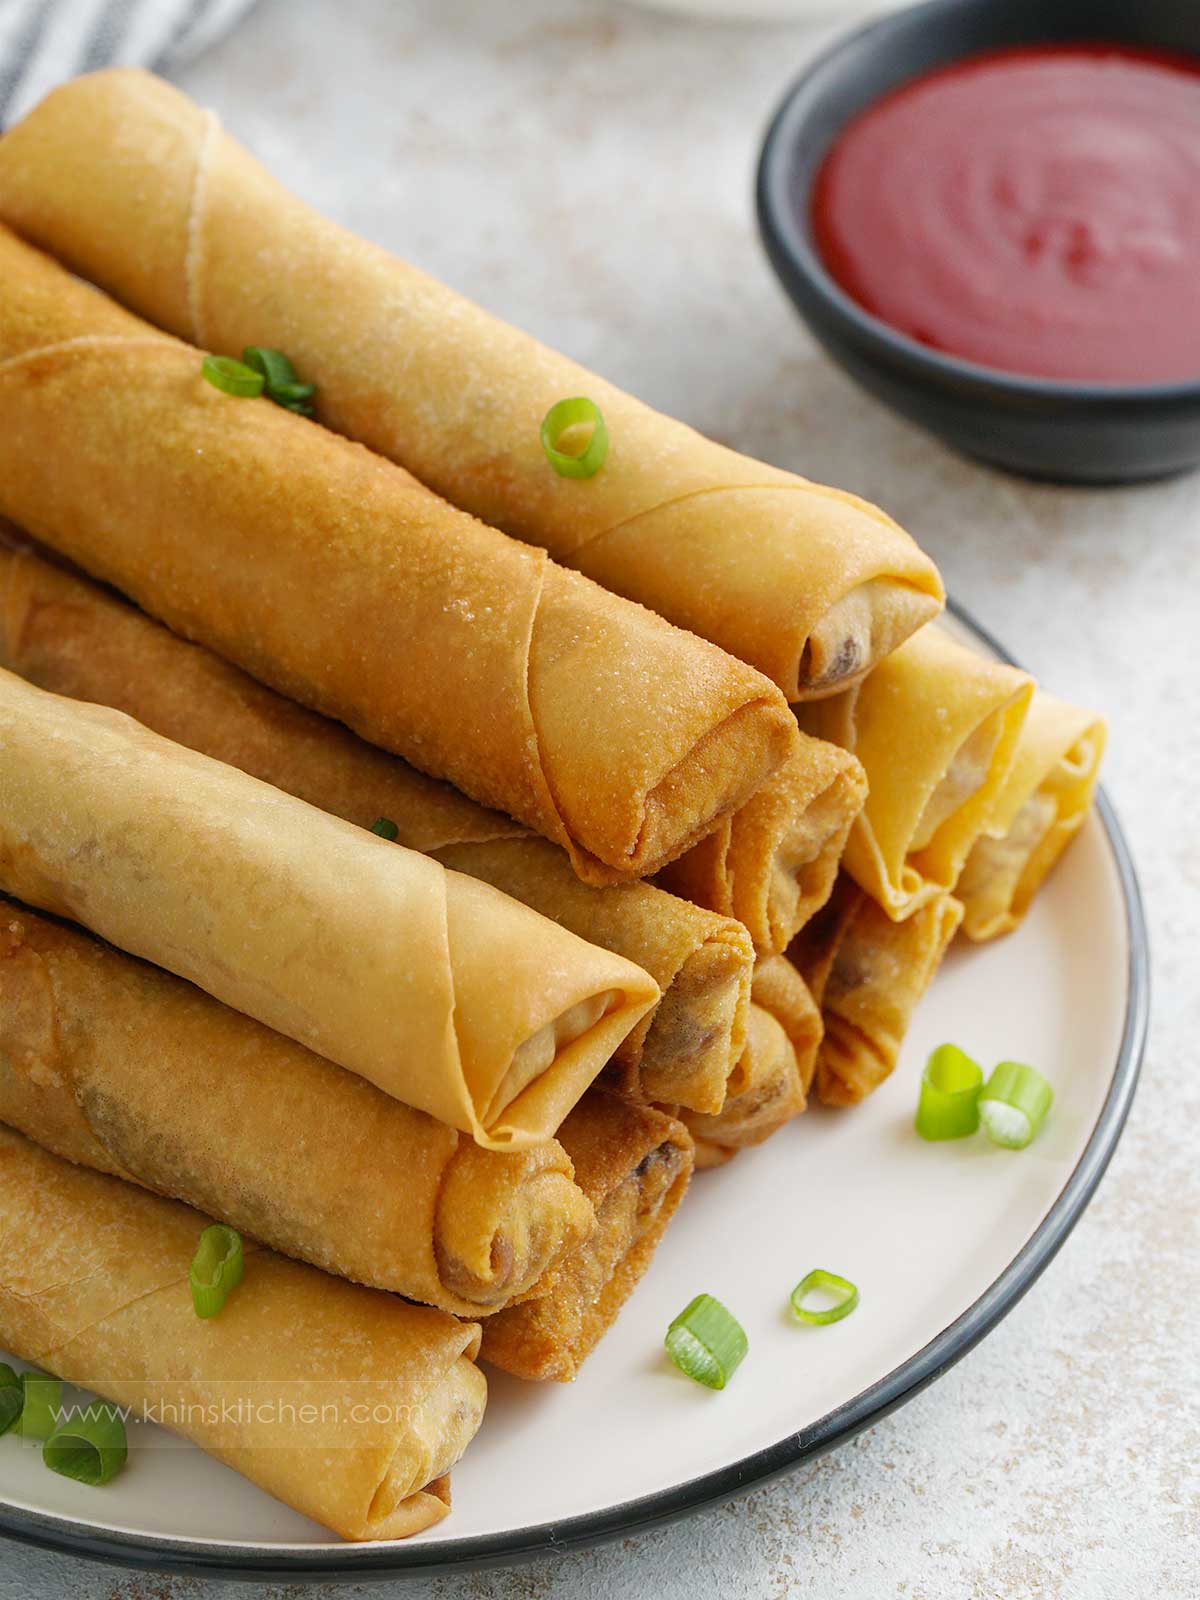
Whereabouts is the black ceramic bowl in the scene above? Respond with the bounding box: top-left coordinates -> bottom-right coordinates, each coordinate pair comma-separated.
756,0 -> 1200,484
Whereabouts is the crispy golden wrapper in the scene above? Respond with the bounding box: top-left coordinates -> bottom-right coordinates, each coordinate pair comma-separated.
0,69 -> 944,701
798,626 -> 1031,920
480,1091 -> 692,1381
792,875 -> 963,1105
0,1124 -> 486,1542
0,226 -> 795,886
0,542 -> 751,1115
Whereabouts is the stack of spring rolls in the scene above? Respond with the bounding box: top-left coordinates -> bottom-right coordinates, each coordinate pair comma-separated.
0,69 -> 1105,1542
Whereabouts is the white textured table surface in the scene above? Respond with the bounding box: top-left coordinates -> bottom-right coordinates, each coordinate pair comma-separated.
3,1 -> 1197,1594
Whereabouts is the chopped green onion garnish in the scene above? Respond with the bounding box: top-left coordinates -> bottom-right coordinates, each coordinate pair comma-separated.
790,1268 -> 860,1326
271,380 -> 316,403
369,817 -> 399,840
189,1224 -> 244,1319
242,348 -> 316,415
272,390 -> 316,417
242,346 -> 298,390
979,1061 -> 1053,1150
540,397 -> 609,479
44,1403 -> 127,1487
201,354 -> 265,398
17,1372 -> 62,1440
916,1043 -> 983,1140
664,1293 -> 747,1390
0,1365 -> 21,1436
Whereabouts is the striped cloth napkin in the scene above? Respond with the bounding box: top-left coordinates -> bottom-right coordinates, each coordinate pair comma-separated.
0,0 -> 256,125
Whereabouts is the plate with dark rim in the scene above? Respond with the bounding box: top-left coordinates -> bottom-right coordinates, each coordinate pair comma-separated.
0,600 -> 1147,1583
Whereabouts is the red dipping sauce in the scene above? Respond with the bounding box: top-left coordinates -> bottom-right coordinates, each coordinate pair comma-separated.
812,45 -> 1200,385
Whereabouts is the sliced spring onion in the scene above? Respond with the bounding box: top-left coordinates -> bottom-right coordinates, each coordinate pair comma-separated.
790,1268 -> 859,1326
201,354 -> 265,398
664,1293 -> 747,1390
242,348 -> 316,414
271,380 -> 317,403
0,1364 -> 21,1436
540,397 -> 609,479
916,1043 -> 982,1140
17,1372 -> 63,1440
369,817 -> 399,840
272,387 -> 316,417
44,1404 -> 128,1487
242,346 -> 299,390
979,1061 -> 1053,1150
189,1224 -> 244,1319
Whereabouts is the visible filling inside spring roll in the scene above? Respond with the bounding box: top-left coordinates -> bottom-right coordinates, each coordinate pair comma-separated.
682,1004 -> 806,1167
909,715 -> 1001,852
797,626 -> 1032,920
431,1139 -> 590,1311
521,1135 -> 686,1355
801,575 -> 930,696
959,791 -> 1057,911
480,1091 -> 693,1381
957,705 -> 1105,940
633,935 -> 749,1108
485,991 -> 618,1121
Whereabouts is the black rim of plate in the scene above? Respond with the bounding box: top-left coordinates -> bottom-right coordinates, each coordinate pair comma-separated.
0,599 -> 1149,1584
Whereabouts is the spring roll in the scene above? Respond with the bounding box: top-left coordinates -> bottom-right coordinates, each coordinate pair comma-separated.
797,626 -> 1032,920
0,668 -> 659,1149
656,736 -> 867,955
791,875 -> 963,1106
0,227 -> 795,886
0,1124 -> 485,1542
958,691 -> 1106,941
0,68 -> 943,702
480,1090 -> 692,1382
0,900 -> 596,1314
749,953 -> 824,1098
682,1001 -> 809,1169
0,543 -> 750,1116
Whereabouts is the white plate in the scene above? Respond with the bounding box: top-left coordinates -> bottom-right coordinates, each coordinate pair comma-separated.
0,605 -> 1147,1581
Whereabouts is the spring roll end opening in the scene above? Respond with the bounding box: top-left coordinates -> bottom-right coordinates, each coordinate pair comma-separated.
632,696 -> 796,880
635,933 -> 751,1113
433,1142 -> 593,1311
365,1355 -> 485,1534
794,579 -> 944,701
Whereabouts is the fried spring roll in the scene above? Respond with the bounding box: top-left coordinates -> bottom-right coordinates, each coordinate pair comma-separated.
0,544 -> 750,1115
0,228 -> 796,885
0,669 -> 659,1149
797,626 -> 1032,920
958,691 -> 1106,941
682,1000 -> 809,1169
0,1126 -> 487,1542
791,876 -> 963,1105
0,901 -> 595,1314
656,737 -> 867,955
0,69 -> 944,701
480,1091 -> 692,1381
749,954 -> 824,1098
